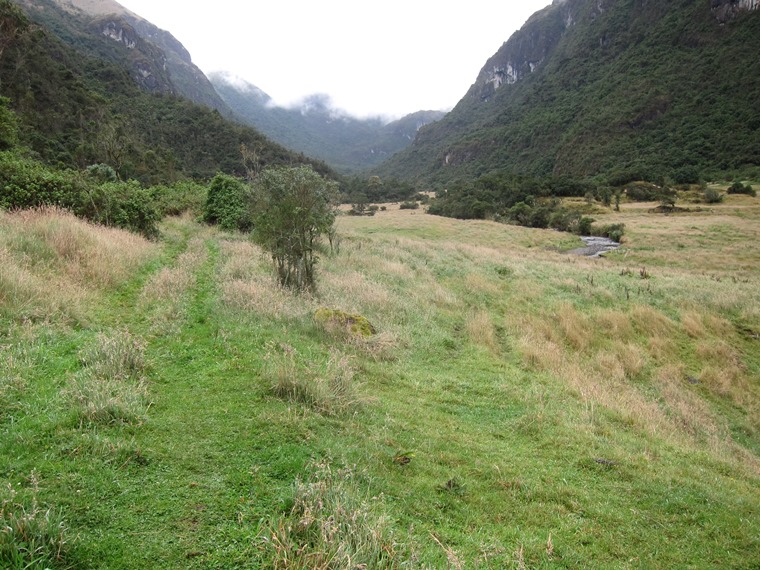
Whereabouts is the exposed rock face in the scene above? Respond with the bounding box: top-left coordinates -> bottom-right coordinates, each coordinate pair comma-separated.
711,0 -> 760,22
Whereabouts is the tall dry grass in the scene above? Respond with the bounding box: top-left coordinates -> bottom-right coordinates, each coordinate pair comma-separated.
0,207 -> 156,322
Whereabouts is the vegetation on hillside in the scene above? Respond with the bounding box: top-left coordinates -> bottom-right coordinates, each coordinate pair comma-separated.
211,74 -> 445,173
378,0 -> 760,186
0,0 -> 332,184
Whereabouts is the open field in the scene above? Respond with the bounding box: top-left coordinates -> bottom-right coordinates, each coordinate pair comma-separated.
1,196 -> 759,568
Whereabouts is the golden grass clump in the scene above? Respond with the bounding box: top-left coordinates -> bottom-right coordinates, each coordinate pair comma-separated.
265,461 -> 402,568
630,305 -> 675,339
465,310 -> 500,355
266,345 -> 362,416
556,303 -> 592,351
0,208 -> 156,321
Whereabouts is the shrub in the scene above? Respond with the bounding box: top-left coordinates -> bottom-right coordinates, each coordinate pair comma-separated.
578,216 -> 595,236
726,181 -> 756,197
625,181 -> 667,201
703,187 -> 723,204
399,200 -> 419,210
251,166 -> 339,292
151,180 -> 207,217
594,223 -> 626,242
203,173 -> 249,231
0,152 -> 160,238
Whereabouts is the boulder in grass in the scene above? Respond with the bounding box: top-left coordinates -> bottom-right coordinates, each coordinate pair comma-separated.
314,308 -> 376,338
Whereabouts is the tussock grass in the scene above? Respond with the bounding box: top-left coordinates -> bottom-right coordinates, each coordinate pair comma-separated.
265,461 -> 403,569
219,239 -> 311,320
66,330 -> 150,426
267,344 -> 362,416
0,478 -> 69,569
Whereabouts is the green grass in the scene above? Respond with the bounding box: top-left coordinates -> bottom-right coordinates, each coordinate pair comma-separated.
0,203 -> 759,568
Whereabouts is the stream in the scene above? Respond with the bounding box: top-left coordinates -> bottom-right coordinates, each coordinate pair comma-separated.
568,236 -> 621,257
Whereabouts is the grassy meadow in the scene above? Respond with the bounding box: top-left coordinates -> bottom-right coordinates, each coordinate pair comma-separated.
1,194 -> 759,568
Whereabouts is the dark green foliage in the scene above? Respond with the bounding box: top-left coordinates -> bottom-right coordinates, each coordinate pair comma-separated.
593,223 -> 625,242
0,97 -> 18,151
86,163 -> 118,183
340,175 -> 416,204
727,181 -> 757,196
0,0 -> 334,185
251,166 -> 339,292
427,170 -> 625,239
625,182 -> 671,202
578,216 -> 595,236
378,0 -> 760,184
203,173 -> 249,231
0,150 -> 159,237
399,201 -> 419,210
673,165 -> 701,185
150,180 -> 207,217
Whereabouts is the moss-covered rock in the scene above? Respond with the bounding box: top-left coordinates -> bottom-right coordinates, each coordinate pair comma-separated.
314,308 -> 376,338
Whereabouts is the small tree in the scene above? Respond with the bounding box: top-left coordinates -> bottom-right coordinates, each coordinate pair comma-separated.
251,166 -> 339,292
204,173 -> 249,231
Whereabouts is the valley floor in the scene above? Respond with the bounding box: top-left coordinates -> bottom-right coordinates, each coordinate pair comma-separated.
1,197 -> 759,568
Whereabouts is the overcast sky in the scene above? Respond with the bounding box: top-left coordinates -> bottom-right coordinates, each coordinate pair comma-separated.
118,0 -> 553,119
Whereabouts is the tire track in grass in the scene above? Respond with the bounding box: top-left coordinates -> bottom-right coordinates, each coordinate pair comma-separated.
115,235 -> 315,568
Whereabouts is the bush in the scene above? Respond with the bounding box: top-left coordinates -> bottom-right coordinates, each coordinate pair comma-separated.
726,181 -> 756,197
151,180 -> 207,217
203,173 -> 249,231
578,216 -> 595,236
399,200 -> 419,210
625,181 -> 664,201
251,166 -> 339,292
594,223 -> 626,242
0,152 -> 160,238
703,187 -> 724,203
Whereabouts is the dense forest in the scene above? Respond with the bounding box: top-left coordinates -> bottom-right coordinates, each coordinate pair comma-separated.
377,0 -> 760,187
0,0 -> 331,185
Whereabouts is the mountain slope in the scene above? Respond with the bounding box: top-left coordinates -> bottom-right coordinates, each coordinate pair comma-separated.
378,0 -> 760,185
210,72 -> 444,173
19,0 -> 231,113
1,0 -> 332,183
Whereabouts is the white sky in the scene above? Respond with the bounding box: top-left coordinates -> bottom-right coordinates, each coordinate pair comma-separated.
117,0 -> 553,119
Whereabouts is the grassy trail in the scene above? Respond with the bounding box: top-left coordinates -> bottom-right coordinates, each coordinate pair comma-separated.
2,204 -> 760,568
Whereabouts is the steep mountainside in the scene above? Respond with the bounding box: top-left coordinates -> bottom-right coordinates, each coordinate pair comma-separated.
0,0 -> 331,183
210,72 -> 444,173
17,0 -> 230,113
378,0 -> 760,185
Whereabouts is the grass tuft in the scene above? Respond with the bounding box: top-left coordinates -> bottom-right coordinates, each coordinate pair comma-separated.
66,330 -> 150,426
264,461 -> 403,569
267,345 -> 362,416
0,478 -> 69,569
